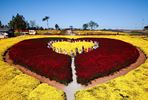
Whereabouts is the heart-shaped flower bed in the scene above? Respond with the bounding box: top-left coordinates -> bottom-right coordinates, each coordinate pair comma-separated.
8,37 -> 139,85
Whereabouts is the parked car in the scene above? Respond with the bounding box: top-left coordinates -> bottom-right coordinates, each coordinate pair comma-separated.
0,33 -> 5,38
29,30 -> 36,35
0,33 -> 8,38
0,28 -> 9,38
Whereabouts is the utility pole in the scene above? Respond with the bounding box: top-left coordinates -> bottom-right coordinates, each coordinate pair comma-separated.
142,19 -> 144,30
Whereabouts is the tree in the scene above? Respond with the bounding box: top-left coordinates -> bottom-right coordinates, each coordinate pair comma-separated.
88,21 -> 99,30
39,26 -> 44,30
0,21 -> 2,27
55,24 -> 60,30
26,21 -> 29,29
42,16 -> 49,29
70,26 -> 73,30
8,13 -> 28,31
83,23 -> 88,30
144,26 -> 148,30
0,21 -> 4,28
29,20 -> 36,28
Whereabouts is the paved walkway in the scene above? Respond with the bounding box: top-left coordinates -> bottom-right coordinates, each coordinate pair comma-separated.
64,57 -> 83,100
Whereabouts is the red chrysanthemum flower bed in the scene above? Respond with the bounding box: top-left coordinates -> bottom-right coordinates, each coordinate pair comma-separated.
9,38 -> 72,85
75,38 -> 139,84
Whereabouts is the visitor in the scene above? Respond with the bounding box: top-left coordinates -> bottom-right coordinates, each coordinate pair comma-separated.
75,48 -> 79,55
82,46 -> 85,53
79,49 -> 82,54
93,41 -> 99,49
88,47 -> 92,52
84,48 -> 87,52
63,49 -> 67,55
70,50 -> 75,57
52,47 -> 56,51
59,48 -> 62,53
55,48 -> 59,53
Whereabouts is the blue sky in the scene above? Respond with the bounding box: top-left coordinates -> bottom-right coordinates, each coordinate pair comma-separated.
0,0 -> 148,29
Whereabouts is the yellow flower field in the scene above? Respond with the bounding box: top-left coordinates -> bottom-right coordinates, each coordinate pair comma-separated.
0,35 -> 147,100
36,30 -> 61,35
74,30 -> 128,35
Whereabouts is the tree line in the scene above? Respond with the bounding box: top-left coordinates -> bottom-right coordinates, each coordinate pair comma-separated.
0,13 -> 101,31
0,13 -> 104,31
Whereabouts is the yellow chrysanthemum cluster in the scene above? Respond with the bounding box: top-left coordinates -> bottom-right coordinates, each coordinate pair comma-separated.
51,41 -> 95,56
28,83 -> 65,100
0,35 -> 66,100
